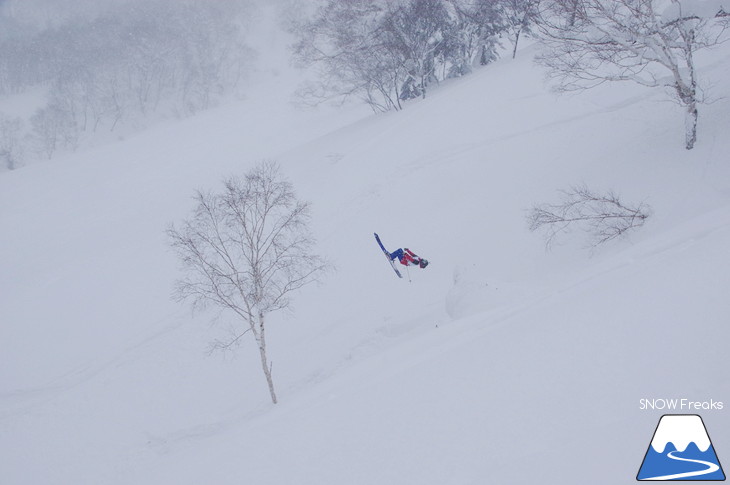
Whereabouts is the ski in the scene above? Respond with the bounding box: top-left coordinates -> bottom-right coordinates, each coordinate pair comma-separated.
374,232 -> 403,279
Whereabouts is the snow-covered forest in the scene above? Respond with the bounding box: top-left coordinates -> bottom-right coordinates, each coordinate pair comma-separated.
1,0 -> 727,168
2,0 -> 730,483
0,0 -> 252,165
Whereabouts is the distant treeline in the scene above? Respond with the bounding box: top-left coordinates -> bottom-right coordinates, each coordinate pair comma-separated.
0,0 -> 251,165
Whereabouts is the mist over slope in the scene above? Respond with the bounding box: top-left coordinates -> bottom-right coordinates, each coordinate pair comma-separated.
2,23 -> 730,485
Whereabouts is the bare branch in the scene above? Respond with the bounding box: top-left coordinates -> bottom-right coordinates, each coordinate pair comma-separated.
528,184 -> 651,249
207,327 -> 253,356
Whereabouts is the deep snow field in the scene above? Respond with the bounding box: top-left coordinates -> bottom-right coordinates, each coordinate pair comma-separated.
2,14 -> 730,485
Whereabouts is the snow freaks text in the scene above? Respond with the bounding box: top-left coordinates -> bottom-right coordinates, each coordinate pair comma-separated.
640,399 -> 724,411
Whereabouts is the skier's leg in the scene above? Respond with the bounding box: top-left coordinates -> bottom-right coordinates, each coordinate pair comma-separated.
389,248 -> 404,261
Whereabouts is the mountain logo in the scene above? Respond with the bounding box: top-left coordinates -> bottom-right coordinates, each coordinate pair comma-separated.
637,414 -> 725,481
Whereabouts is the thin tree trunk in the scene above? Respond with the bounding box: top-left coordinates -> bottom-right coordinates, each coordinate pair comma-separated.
2,150 -> 13,170
257,312 -> 278,404
393,74 -> 403,110
512,29 -> 521,59
684,27 -> 698,150
685,102 -> 697,150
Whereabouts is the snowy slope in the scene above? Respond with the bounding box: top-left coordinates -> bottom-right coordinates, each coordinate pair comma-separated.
2,34 -> 730,485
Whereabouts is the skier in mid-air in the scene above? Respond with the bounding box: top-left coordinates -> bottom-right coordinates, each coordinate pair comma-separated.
389,247 -> 429,269
374,233 -> 428,279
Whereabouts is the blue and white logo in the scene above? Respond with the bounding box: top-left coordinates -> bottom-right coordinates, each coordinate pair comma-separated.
637,414 -> 725,481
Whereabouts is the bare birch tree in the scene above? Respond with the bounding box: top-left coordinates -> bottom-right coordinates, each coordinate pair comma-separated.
536,0 -> 729,150
167,161 -> 327,404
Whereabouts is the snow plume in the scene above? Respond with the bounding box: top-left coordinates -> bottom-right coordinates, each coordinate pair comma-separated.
445,265 -> 506,320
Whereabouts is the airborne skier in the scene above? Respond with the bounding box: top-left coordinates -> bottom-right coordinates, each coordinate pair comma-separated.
388,247 -> 429,269
374,233 -> 429,279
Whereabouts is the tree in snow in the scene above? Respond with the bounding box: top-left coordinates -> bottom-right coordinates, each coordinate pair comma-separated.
536,0 -> 729,150
527,184 -> 651,248
291,0 -> 504,112
442,0 -> 503,76
497,0 -> 541,58
167,162 -> 328,404
0,113 -> 24,170
291,0 -> 407,112
30,102 -> 79,159
380,0 -> 451,101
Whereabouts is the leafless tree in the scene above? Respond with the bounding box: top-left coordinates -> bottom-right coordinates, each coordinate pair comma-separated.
30,103 -> 78,159
536,0 -> 729,150
527,184 -> 651,248
497,0 -> 541,59
0,113 -> 24,170
167,162 -> 328,404
291,0 -> 408,112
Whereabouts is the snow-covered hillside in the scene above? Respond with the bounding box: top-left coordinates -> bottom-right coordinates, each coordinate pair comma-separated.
2,25 -> 730,485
